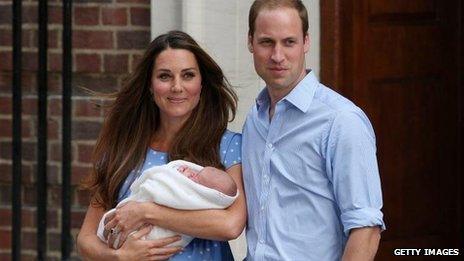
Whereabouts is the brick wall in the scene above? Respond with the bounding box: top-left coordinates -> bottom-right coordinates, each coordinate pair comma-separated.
0,0 -> 151,259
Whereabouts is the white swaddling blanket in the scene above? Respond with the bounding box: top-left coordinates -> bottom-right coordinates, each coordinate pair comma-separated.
97,160 -> 238,248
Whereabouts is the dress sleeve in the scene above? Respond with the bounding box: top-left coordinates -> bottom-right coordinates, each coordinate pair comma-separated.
325,110 -> 386,236
220,131 -> 242,169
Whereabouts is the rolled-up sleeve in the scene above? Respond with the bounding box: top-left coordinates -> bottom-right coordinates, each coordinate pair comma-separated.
325,109 -> 386,236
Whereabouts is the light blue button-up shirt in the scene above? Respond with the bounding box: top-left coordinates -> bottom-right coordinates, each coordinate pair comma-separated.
242,71 -> 385,260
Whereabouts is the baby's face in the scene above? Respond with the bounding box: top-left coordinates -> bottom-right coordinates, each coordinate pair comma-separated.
177,166 -> 236,196
177,165 -> 201,182
177,166 -> 215,184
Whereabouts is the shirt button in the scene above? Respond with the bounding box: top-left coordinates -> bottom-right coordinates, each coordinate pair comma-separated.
267,143 -> 273,149
260,206 -> 265,211
259,239 -> 265,244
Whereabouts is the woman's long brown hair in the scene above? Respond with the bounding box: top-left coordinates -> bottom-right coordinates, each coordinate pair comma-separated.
83,31 -> 238,210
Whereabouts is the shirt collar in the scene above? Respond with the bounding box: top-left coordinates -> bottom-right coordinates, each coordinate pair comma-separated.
255,87 -> 270,111
254,70 -> 319,113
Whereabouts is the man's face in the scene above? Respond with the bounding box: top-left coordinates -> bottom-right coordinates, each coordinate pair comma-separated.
249,7 -> 309,90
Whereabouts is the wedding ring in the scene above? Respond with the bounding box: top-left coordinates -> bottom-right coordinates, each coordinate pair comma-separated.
110,227 -> 119,235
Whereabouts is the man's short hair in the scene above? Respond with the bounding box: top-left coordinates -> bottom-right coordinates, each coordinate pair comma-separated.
248,0 -> 309,37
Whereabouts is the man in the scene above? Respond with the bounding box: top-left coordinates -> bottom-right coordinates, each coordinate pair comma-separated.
242,0 -> 386,260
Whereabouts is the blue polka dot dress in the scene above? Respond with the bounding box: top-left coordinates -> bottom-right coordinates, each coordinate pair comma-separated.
117,130 -> 242,261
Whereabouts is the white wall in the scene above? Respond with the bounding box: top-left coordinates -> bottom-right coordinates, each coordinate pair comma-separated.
151,0 -> 320,259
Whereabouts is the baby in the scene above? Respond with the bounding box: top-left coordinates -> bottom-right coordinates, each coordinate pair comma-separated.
177,165 -> 237,197
97,160 -> 239,249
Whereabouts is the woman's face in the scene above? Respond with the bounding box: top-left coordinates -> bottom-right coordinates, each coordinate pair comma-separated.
151,48 -> 202,123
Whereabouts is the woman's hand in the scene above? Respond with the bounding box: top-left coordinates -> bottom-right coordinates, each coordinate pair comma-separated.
105,201 -> 151,248
116,225 -> 182,261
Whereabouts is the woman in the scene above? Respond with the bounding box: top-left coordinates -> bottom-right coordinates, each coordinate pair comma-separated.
77,30 -> 246,260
